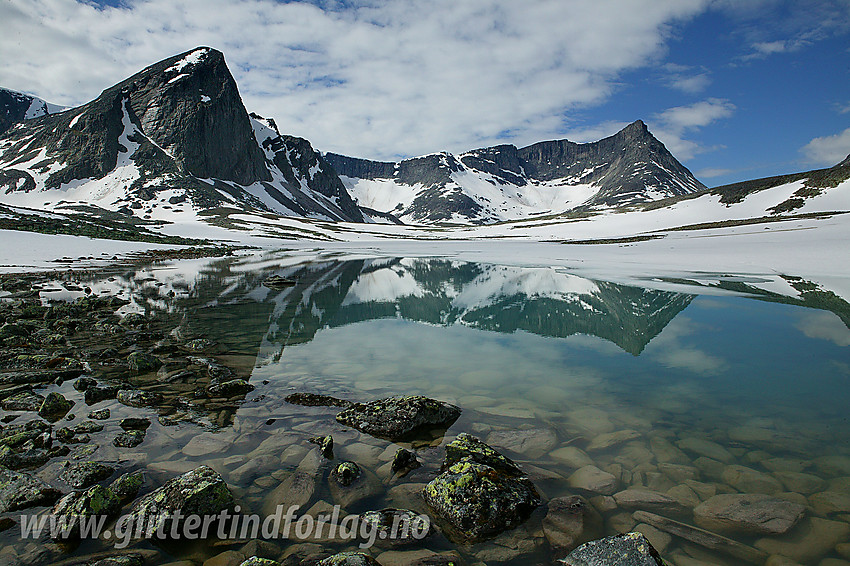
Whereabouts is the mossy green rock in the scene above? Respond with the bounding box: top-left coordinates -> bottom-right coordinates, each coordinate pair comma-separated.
128,465 -> 234,537
1,391 -> 45,412
335,395 -> 461,441
113,430 -> 146,448
109,470 -> 144,502
127,351 -> 162,372
444,432 -> 522,475
238,558 -> 281,566
316,552 -> 381,566
207,378 -> 254,397
52,484 -> 121,539
424,436 -> 540,543
38,391 -> 73,418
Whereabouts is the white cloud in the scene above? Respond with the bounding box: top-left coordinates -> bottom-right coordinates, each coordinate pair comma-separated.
667,73 -> 712,94
648,98 -> 736,160
0,0 -> 710,160
801,127 -> 850,166
796,311 -> 850,347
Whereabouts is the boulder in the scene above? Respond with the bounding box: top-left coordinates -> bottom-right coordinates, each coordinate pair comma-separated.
336,395 -> 460,441
694,494 -> 806,535
128,465 -> 234,537
117,389 -> 163,408
0,468 -> 62,512
38,392 -> 73,419
60,461 -> 115,489
52,484 -> 121,539
568,465 -> 619,496
127,351 -> 162,372
560,532 -> 663,565
423,435 -> 539,542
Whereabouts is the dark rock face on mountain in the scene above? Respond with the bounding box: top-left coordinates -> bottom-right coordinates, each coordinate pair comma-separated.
0,47 -> 363,222
0,88 -> 62,134
327,120 -> 705,223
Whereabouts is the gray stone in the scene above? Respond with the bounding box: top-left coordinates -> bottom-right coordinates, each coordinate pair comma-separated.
568,465 -> 619,495
543,495 -> 603,557
335,395 -> 461,441
722,465 -> 783,495
486,427 -> 558,458
694,493 -> 806,535
0,468 -> 62,512
60,461 -> 115,489
560,532 -> 663,565
613,489 -> 688,516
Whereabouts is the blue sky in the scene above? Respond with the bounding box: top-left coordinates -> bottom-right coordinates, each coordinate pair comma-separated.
1,0 -> 848,186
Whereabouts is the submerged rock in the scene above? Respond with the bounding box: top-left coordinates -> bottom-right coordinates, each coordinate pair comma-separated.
119,417 -> 152,431
560,532 -> 664,565
336,395 -> 461,441
207,378 -> 254,397
0,468 -> 62,512
694,493 -> 806,536
543,496 -> 603,558
84,385 -> 119,405
423,434 -> 539,542
127,351 -> 162,372
359,508 -> 431,548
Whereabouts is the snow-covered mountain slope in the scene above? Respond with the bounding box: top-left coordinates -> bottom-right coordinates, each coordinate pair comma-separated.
325,120 -> 705,224
0,87 -> 67,134
0,47 -> 363,224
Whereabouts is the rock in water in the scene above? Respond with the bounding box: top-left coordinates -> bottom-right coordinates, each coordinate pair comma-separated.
60,461 -> 115,489
543,496 -> 604,557
38,392 -> 73,419
335,395 -> 461,441
560,532 -> 664,565
316,552 -> 380,565
128,465 -> 234,537
52,484 -> 121,539
285,392 -> 353,408
694,493 -> 806,535
0,468 -> 62,512
423,434 -> 540,542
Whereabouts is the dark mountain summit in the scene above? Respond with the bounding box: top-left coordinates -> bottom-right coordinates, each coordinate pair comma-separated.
326,120 -> 705,223
0,47 -> 362,222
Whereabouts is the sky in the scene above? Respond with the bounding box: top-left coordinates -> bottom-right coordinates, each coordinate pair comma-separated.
1,0 -> 848,187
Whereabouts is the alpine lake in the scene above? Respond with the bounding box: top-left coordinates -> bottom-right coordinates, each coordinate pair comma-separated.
1,248 -> 849,566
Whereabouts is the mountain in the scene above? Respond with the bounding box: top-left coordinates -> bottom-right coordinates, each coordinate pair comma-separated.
325,120 -> 705,224
0,88 -> 66,134
0,47 -> 363,223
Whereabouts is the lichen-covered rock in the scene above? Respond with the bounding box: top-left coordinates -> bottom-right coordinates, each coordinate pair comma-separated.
73,420 -> 105,434
329,461 -> 382,508
113,430 -> 146,448
391,448 -> 421,476
336,395 -> 461,441
0,445 -> 52,469
561,532 -> 664,566
239,558 -> 280,566
89,555 -> 145,566
109,470 -> 145,502
423,435 -> 540,542
444,432 -> 522,475
38,391 -> 73,418
359,508 -> 431,548
127,351 -> 162,372
52,484 -> 121,539
60,461 -> 115,489
332,461 -> 361,487
128,465 -> 234,536
316,552 -> 381,566
0,468 -> 62,512
88,408 -> 111,420
117,389 -> 163,407
285,392 -> 353,408
2,391 -> 45,412
207,378 -> 254,397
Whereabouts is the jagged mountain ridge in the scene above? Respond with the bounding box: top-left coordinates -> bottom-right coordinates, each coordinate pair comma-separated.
0,48 -> 363,223
325,120 -> 706,223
